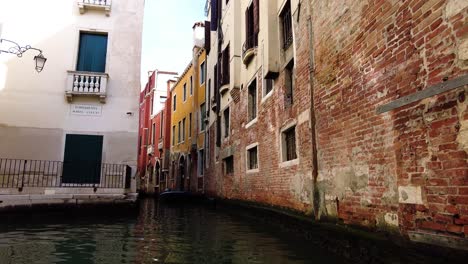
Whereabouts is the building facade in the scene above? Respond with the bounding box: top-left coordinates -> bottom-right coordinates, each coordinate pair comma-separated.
202,0 -> 468,249
0,0 -> 144,194
138,70 -> 177,195
170,44 -> 207,193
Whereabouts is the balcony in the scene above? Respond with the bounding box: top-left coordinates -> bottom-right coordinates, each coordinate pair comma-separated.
242,35 -> 258,65
210,97 -> 217,112
147,145 -> 154,155
78,0 -> 112,16
66,71 -> 108,103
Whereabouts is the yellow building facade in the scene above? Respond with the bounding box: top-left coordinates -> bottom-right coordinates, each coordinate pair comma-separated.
170,48 -> 206,192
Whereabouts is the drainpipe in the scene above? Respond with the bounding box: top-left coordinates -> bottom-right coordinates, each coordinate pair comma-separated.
305,0 -> 320,220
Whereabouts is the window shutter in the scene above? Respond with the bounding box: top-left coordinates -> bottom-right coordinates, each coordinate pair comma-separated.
205,21 -> 211,54
253,0 -> 259,35
210,0 -> 218,31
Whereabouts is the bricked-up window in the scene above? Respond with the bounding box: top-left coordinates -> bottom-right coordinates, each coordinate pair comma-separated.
200,103 -> 206,131
285,60 -> 295,106
189,113 -> 192,137
178,121 -> 181,144
248,79 -> 257,121
182,118 -> 186,142
282,126 -> 297,161
172,126 -> 175,146
247,146 -> 258,170
280,0 -> 293,49
244,0 -> 259,53
183,83 -> 187,102
173,95 -> 177,112
200,62 -> 206,84
223,107 -> 230,138
223,156 -> 234,175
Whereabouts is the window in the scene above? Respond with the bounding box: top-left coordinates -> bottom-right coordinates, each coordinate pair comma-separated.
151,123 -> 155,144
150,96 -> 154,115
223,107 -> 230,138
189,113 -> 192,137
221,45 -> 230,86
223,156 -> 234,175
182,118 -> 186,142
200,103 -> 206,132
200,62 -> 206,84
244,0 -> 259,52
282,126 -> 297,161
190,76 -> 193,95
247,145 -> 258,170
172,126 -> 175,146
264,79 -> 274,97
160,112 -> 164,137
183,83 -> 187,102
248,79 -> 257,121
285,60 -> 295,106
178,121 -> 181,143
173,95 -> 177,112
281,0 -> 293,49
77,32 -> 108,73
198,149 -> 205,176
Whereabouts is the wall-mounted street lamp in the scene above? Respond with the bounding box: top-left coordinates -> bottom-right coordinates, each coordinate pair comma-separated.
0,38 -> 47,73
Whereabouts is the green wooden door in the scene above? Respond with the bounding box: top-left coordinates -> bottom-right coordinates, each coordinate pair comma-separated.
62,134 -> 103,184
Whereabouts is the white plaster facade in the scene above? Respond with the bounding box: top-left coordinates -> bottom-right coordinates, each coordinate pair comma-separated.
0,1 -> 144,185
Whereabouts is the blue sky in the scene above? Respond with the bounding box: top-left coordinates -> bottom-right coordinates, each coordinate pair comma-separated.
141,0 -> 207,89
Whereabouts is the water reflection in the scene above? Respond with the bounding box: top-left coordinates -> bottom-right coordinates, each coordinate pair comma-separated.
0,199 -> 345,264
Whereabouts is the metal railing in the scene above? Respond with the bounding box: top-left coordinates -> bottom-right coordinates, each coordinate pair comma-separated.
0,158 -> 127,189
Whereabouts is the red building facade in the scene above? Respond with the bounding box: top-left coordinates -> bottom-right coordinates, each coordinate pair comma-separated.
138,70 -> 177,194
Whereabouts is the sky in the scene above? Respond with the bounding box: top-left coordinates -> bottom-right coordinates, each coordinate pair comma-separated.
140,0 -> 207,90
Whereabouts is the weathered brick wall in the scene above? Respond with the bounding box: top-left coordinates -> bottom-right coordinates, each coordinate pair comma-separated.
204,3 -> 315,213
311,0 -> 468,242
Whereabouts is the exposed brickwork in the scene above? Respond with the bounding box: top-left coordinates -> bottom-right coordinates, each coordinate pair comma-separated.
204,3 -> 314,213
312,0 -> 468,241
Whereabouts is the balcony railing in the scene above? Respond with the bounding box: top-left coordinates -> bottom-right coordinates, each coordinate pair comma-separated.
242,34 -> 258,65
66,71 -> 108,103
0,158 -> 129,189
78,0 -> 112,16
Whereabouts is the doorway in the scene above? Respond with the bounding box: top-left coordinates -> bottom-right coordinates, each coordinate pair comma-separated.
62,134 -> 103,184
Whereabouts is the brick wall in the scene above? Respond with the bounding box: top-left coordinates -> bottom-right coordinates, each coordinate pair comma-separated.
204,2 -> 315,213
312,0 -> 467,242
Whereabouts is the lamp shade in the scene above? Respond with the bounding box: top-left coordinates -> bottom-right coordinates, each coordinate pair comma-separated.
34,53 -> 47,73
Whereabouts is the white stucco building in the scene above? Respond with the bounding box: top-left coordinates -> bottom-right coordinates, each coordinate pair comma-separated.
0,0 -> 144,195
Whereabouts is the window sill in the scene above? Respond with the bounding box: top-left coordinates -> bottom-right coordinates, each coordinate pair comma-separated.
279,158 -> 299,168
261,90 -> 274,104
246,168 -> 259,174
245,118 -> 257,129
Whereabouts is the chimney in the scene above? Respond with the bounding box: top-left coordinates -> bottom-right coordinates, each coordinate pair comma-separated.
193,21 -> 205,48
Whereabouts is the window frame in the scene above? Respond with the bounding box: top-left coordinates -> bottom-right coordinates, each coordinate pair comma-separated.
200,61 -> 206,85
280,0 -> 293,50
247,78 -> 258,126
280,123 -> 299,167
246,143 -> 259,173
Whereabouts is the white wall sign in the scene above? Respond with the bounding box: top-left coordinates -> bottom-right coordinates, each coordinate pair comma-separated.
71,104 -> 102,116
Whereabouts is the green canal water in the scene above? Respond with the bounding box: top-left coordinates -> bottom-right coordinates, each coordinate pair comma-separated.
0,199 -> 464,264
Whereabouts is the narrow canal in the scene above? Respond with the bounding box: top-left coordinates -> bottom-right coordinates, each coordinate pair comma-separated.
0,199 -> 464,264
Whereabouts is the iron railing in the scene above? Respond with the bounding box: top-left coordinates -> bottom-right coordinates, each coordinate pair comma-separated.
0,158 -> 128,189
